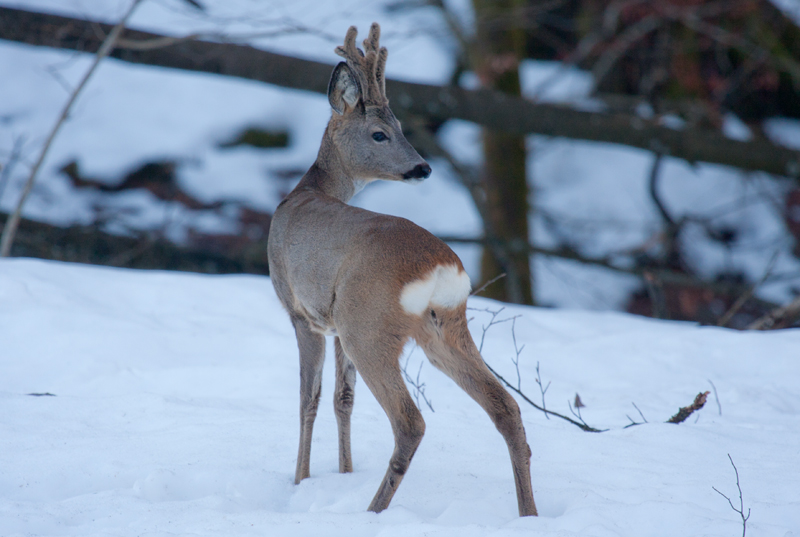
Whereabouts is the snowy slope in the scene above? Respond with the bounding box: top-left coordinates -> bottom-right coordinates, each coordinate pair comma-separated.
1,258 -> 798,536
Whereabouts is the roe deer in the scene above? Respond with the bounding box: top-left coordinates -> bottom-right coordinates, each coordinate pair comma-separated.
267,23 -> 537,517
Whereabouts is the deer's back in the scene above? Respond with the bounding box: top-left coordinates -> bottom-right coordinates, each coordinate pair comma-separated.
268,189 -> 464,333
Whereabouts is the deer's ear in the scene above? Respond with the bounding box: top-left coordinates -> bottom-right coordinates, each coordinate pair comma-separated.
328,62 -> 361,115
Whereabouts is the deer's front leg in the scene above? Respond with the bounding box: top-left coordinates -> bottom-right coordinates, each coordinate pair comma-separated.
292,316 -> 326,484
334,337 -> 357,473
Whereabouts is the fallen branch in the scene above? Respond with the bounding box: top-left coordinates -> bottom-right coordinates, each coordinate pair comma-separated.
484,360 -> 606,433
2,6 -> 800,179
1,211 -> 270,275
667,391 -> 709,424
471,306 -> 606,432
473,307 -> 714,432
718,251 -> 779,328
747,293 -> 800,330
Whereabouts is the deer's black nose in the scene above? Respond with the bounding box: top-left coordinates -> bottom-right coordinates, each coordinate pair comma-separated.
403,163 -> 431,180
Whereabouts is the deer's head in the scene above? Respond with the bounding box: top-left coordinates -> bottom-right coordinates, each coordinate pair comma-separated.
326,24 -> 431,185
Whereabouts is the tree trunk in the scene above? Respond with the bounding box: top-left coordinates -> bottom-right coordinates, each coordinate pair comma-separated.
473,0 -> 534,304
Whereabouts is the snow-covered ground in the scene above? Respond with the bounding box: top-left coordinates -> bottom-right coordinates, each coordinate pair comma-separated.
1,258 -> 799,536
2,2 -> 799,535
1,0 -> 799,311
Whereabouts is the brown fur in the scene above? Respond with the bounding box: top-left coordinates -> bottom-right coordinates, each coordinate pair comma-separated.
267,24 -> 537,516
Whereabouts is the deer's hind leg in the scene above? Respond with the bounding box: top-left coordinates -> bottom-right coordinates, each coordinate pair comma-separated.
416,307 -> 538,517
337,328 -> 425,513
334,336 -> 356,473
291,316 -> 326,484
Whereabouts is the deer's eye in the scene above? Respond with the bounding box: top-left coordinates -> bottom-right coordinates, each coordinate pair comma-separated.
372,132 -> 388,142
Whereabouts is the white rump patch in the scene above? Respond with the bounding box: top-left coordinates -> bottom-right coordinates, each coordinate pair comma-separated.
399,265 -> 471,315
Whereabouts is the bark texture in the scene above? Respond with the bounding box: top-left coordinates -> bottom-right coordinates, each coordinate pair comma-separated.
473,0 -> 533,304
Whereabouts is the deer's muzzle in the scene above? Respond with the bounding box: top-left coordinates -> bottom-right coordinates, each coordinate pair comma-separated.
403,163 -> 432,181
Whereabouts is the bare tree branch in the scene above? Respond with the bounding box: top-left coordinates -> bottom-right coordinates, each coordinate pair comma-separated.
2,210 -> 270,274
592,13 -> 663,89
1,7 -> 800,179
438,235 -> 772,304
0,0 -> 144,257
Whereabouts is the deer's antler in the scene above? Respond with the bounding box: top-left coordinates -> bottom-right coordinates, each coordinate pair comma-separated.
335,23 -> 387,104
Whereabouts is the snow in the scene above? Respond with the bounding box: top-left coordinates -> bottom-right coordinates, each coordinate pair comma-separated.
1,3 -> 799,533
1,258 -> 799,536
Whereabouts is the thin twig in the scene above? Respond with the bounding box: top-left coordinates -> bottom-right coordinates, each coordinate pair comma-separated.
625,401 -> 649,428
472,306 -> 604,432
469,306 -> 519,354
632,402 -> 648,423
718,251 -> 779,327
0,0 -> 144,257
712,454 -> 751,537
568,398 -> 592,429
534,361 -> 551,419
473,307 -> 713,432
624,416 -> 640,428
485,360 -> 606,432
708,379 -> 722,415
401,347 -> 434,412
471,272 -> 506,297
0,136 -> 26,205
510,317 -> 525,391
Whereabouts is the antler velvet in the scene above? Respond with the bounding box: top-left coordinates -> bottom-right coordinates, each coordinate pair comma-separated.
335,23 -> 388,105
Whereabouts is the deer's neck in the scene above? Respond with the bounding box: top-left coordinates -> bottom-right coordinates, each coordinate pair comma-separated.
296,130 -> 359,204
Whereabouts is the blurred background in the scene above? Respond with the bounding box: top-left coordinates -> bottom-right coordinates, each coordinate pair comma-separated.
1,0 -> 800,328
